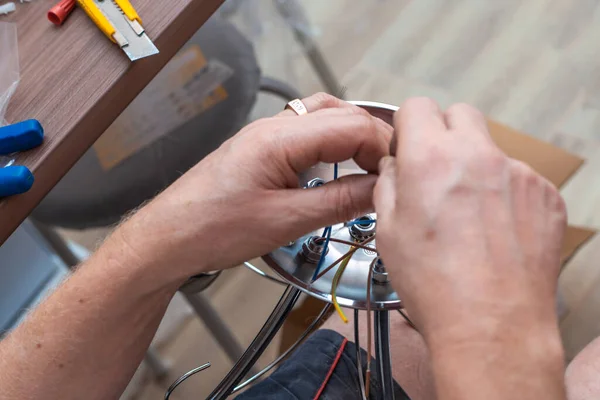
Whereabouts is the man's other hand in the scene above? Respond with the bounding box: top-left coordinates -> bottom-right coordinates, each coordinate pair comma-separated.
119,93 -> 391,281
374,98 -> 567,347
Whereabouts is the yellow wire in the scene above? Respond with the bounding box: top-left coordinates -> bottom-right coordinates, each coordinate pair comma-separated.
331,248 -> 355,323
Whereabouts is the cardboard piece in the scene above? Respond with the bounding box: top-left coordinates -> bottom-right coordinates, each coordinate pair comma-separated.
487,120 -> 585,188
279,119 -> 596,353
562,226 -> 597,264
93,45 -> 231,170
486,120 -> 595,261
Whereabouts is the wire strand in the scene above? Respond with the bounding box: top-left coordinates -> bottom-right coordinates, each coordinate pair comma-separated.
165,362 -> 211,400
398,309 -> 418,331
354,309 -> 368,400
231,304 -> 333,393
365,258 -> 376,398
313,236 -> 376,282
346,219 -> 377,226
331,249 -> 354,323
311,226 -> 332,280
243,262 -> 288,286
315,237 -> 376,251
311,163 -> 339,280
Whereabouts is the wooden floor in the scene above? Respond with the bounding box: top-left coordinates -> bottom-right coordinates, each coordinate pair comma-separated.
62,1 -> 600,398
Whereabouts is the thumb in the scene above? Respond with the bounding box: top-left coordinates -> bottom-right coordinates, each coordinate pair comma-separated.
373,156 -> 397,219
282,173 -> 378,234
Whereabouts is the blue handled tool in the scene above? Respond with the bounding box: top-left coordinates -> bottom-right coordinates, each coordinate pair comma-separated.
0,120 -> 44,197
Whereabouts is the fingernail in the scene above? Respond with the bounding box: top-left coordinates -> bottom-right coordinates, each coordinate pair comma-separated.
378,156 -> 395,174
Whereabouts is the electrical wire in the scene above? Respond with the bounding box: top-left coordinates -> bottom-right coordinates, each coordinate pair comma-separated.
310,162 -> 339,281
313,236 -> 376,282
354,309 -> 368,400
232,303 -> 333,393
164,362 -> 211,400
315,237 -> 376,251
331,249 -> 354,323
311,226 -> 332,281
365,258 -> 377,398
243,262 -> 287,286
398,309 -> 418,331
346,219 -> 377,226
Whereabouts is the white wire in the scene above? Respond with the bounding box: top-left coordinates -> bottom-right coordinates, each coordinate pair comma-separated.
243,262 -> 287,286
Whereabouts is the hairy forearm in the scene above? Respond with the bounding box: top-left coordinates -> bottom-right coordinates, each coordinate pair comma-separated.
0,223 -> 187,400
428,323 -> 566,400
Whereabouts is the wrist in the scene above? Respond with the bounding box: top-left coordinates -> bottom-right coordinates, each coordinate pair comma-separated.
427,317 -> 565,392
429,321 -> 564,362
98,205 -> 209,292
420,292 -> 562,353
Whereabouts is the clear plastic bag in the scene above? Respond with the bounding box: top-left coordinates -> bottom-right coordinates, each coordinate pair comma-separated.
0,22 -> 19,167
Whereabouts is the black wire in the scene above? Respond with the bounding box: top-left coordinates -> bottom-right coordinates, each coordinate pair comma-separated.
397,309 -> 418,331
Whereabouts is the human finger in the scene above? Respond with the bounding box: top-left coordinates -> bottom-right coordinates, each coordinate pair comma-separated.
310,106 -> 394,140
444,103 -> 490,141
276,174 -> 378,233
373,156 -> 397,220
391,97 -> 447,157
276,92 -> 394,145
277,111 -> 391,174
276,92 -> 356,117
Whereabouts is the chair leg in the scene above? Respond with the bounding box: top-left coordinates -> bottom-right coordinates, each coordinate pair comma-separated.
29,219 -> 81,269
273,0 -> 346,97
144,348 -> 170,380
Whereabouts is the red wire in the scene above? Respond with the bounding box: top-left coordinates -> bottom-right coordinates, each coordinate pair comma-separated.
312,338 -> 349,400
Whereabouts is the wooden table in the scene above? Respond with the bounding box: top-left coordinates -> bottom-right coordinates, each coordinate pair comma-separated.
0,0 -> 224,245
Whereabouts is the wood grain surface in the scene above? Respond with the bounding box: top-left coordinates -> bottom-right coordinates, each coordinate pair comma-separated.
0,0 -> 224,245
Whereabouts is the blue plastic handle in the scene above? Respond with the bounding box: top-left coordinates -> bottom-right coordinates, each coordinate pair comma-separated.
0,119 -> 44,154
0,166 -> 34,197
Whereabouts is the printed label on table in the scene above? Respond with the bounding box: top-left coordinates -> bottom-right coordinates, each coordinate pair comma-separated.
94,45 -> 233,170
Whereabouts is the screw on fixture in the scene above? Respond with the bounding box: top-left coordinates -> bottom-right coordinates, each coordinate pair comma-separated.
349,215 -> 376,241
363,247 -> 377,256
305,178 -> 325,188
372,257 -> 389,285
301,236 -> 329,264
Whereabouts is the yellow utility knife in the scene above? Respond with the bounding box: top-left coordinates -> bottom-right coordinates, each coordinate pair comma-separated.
112,0 -> 145,35
76,0 -> 159,61
76,0 -> 128,47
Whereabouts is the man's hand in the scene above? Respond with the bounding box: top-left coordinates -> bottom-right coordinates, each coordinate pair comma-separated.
0,93 -> 392,400
120,93 -> 392,282
374,98 -> 567,399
